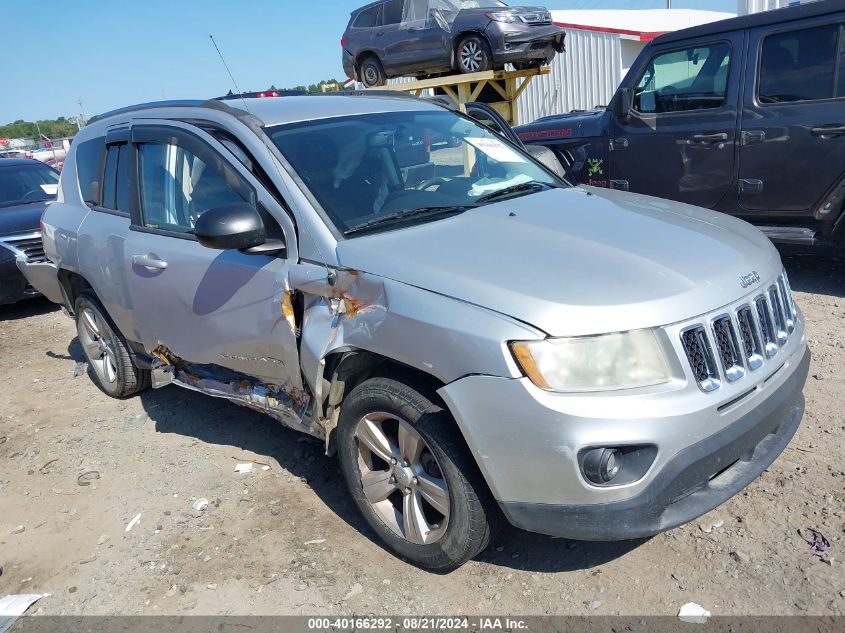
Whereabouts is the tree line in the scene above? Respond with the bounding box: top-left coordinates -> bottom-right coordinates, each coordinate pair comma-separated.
3,80 -> 349,140
0,117 -> 79,141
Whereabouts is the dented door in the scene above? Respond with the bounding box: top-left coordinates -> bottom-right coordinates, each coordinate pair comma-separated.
123,123 -> 305,401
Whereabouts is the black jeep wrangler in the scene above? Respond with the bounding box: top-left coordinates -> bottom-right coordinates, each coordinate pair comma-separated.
516,1 -> 845,250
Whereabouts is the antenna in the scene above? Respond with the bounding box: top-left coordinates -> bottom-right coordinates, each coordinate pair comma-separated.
209,34 -> 251,114
207,34 -> 334,278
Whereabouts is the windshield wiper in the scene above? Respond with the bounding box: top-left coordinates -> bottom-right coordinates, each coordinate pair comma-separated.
345,205 -> 474,235
475,181 -> 557,204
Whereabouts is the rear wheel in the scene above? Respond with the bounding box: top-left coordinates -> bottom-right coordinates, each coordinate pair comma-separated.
337,375 -> 493,571
359,56 -> 386,88
456,35 -> 492,74
75,290 -> 150,398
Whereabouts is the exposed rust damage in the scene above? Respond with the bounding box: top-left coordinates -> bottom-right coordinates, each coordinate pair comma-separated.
279,288 -> 298,335
146,267 -> 389,448
288,265 -> 389,449
149,343 -> 319,438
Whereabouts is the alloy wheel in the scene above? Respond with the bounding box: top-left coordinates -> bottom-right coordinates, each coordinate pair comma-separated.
354,411 -> 450,545
78,307 -> 118,385
460,41 -> 483,72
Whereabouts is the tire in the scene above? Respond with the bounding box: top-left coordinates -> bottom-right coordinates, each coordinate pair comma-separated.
75,290 -> 150,399
337,375 -> 493,571
456,35 -> 492,74
359,56 -> 386,88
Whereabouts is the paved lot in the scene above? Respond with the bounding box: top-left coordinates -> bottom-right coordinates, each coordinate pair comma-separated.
0,249 -> 843,616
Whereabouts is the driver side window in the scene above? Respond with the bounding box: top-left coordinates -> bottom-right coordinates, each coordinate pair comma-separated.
634,43 -> 731,114
137,141 -> 248,234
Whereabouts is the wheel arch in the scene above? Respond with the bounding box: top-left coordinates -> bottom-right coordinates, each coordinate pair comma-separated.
452,30 -> 493,68
57,268 -> 93,316
355,50 -> 383,71
319,348 -> 449,455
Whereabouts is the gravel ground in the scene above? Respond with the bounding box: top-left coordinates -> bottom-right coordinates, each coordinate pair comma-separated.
0,249 -> 843,616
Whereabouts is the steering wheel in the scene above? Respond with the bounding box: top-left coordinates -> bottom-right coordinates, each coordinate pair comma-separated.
21,189 -> 46,201
416,177 -> 449,191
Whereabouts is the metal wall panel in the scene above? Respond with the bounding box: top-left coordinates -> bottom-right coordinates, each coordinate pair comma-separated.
516,28 -> 623,125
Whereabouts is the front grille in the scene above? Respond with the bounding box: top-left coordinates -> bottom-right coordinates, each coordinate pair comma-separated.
681,326 -> 720,392
768,285 -> 789,345
712,316 -> 744,382
736,306 -> 764,370
1,232 -> 46,263
520,11 -> 552,24
680,272 -> 797,392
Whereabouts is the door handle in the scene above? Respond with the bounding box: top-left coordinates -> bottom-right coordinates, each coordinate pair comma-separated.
132,254 -> 168,270
375,31 -> 385,37
811,125 -> 845,137
691,133 -> 728,144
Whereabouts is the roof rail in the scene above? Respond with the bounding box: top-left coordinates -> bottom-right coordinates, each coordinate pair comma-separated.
87,99 -> 248,126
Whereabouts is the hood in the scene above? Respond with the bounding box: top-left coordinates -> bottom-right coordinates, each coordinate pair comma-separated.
0,201 -> 49,236
515,109 -> 609,143
336,187 -> 782,337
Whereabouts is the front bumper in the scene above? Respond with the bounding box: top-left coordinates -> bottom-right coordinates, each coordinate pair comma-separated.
485,23 -> 566,63
0,250 -> 39,305
438,338 -> 809,541
502,347 -> 809,540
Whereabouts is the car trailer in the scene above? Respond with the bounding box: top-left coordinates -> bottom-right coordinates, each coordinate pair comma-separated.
370,66 -> 550,126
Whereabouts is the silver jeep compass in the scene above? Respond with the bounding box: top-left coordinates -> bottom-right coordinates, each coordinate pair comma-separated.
19,95 -> 810,571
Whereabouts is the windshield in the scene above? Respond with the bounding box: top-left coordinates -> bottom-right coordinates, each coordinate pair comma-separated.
266,109 -> 562,236
0,163 -> 60,208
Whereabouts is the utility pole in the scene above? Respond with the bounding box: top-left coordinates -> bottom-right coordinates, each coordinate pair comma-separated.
667,0 -> 672,8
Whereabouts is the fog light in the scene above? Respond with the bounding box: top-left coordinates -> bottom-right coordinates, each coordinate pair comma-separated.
583,448 -> 623,484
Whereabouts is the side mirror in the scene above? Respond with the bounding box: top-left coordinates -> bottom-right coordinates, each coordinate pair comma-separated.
194,203 -> 266,251
613,87 -> 633,122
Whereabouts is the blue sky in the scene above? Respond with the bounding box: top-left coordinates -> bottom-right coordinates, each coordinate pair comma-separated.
3,0 -> 735,124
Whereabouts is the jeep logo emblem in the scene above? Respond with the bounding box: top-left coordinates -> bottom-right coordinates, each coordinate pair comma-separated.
739,271 -> 761,288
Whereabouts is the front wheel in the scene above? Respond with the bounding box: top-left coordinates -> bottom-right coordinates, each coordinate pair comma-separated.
337,375 -> 493,571
456,35 -> 492,74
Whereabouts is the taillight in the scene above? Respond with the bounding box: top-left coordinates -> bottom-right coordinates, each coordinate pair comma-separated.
256,91 -> 280,98
341,38 -> 348,48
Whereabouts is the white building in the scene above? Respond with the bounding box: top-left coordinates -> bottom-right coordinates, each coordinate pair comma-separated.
517,8 -> 735,123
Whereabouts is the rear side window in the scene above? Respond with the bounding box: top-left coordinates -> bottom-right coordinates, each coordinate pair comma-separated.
634,43 -> 732,113
100,144 -> 131,213
74,137 -> 105,205
354,5 -> 380,27
758,23 -> 841,103
380,0 -> 403,25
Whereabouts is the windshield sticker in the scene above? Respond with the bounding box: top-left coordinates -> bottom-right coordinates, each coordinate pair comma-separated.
40,184 -> 59,195
465,137 -> 527,164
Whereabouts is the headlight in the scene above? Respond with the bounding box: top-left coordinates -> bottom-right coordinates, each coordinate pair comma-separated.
510,329 -> 672,393
486,11 -> 519,22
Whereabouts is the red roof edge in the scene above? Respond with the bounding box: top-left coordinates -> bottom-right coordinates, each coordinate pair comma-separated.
554,21 -> 666,42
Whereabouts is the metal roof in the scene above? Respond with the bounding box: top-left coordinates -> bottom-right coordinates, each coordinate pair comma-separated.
654,0 -> 845,45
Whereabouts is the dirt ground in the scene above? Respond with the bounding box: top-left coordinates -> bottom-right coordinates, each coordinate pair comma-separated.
1,249 -> 843,617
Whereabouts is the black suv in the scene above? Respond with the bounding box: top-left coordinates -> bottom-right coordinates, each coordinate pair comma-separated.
342,0 -> 565,87
516,1 -> 845,250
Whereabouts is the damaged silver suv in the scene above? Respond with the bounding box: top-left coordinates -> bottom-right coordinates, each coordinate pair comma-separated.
21,95 -> 809,571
